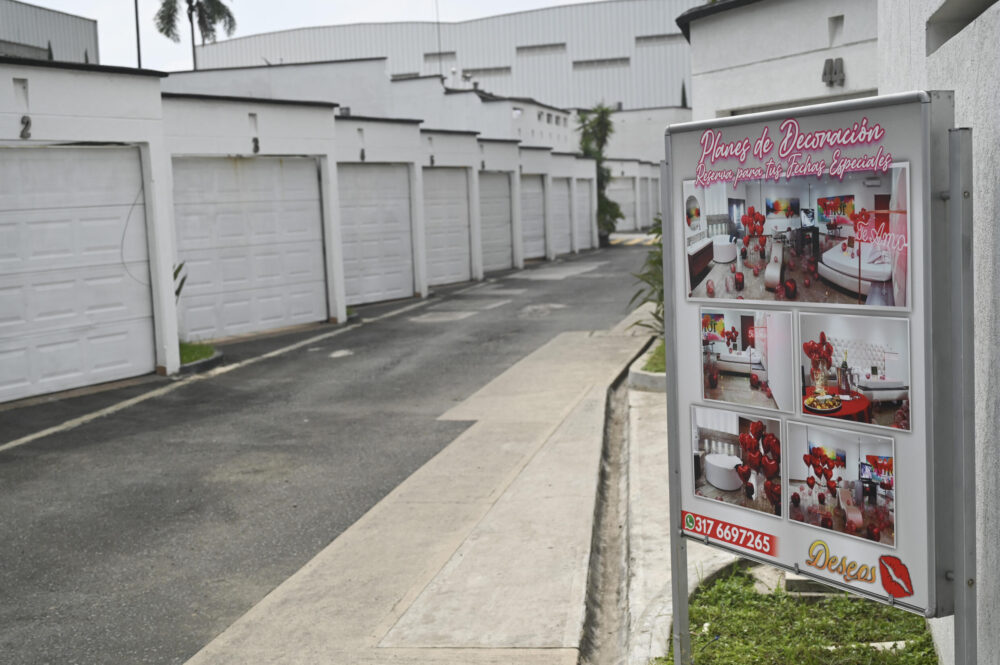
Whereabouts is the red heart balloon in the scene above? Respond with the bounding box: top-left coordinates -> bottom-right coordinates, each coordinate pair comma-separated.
762,456 -> 780,479
806,477 -> 815,489
739,432 -> 756,452
819,331 -> 826,345
802,453 -> 812,468
818,492 -> 826,505
826,479 -> 837,493
747,450 -> 762,471
823,466 -> 833,480
736,464 -> 752,484
813,463 -> 824,479
749,421 -> 765,440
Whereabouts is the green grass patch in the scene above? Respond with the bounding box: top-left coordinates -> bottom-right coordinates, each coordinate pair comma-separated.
643,340 -> 666,373
654,567 -> 937,665
179,342 -> 215,365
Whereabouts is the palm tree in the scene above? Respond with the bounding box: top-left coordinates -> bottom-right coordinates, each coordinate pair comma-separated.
155,0 -> 236,70
577,104 -> 622,243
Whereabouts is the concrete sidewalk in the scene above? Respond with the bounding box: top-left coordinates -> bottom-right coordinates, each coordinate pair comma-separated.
183,329 -> 647,665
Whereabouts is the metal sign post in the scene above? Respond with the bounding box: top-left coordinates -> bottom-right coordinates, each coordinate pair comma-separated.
661,92 -> 975,664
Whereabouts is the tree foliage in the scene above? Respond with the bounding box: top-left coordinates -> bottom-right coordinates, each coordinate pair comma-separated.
156,0 -> 236,68
577,104 -> 623,237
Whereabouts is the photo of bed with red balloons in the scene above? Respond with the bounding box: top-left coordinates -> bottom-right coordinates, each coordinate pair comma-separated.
682,164 -> 909,308
786,422 -> 895,546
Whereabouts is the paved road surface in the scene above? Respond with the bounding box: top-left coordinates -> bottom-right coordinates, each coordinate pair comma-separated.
0,247 -> 646,665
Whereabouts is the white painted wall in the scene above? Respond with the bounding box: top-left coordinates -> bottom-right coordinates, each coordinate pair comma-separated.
162,59 -> 393,116
878,2 -> 1000,655
161,95 -> 346,324
0,61 -> 179,374
606,106 -> 691,162
688,0 -> 879,119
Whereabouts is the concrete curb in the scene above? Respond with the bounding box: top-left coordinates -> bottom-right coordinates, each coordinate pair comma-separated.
176,350 -> 225,375
624,389 -> 739,665
627,343 -> 666,393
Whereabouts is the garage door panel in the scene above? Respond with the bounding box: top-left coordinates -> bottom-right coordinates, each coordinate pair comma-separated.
338,164 -> 414,305
0,316 -> 154,402
182,281 -> 327,341
0,146 -> 154,402
0,263 -> 152,338
551,178 -> 572,255
423,168 -> 471,286
174,157 -> 327,339
608,177 -> 636,231
0,205 -> 149,274
520,175 -> 545,259
479,172 -> 513,272
0,147 -> 145,211
574,179 -> 593,250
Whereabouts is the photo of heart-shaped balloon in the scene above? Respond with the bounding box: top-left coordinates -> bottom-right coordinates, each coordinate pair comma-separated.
823,466 -> 833,480
762,433 -> 779,457
802,453 -> 811,468
736,464 -> 752,484
817,492 -> 826,505
826,479 -> 837,493
813,463 -> 824,479
765,481 -> 781,504
790,492 -> 801,507
749,421 -> 765,440
747,450 -> 762,471
761,456 -> 780,480
806,477 -> 815,489
739,432 -> 756,452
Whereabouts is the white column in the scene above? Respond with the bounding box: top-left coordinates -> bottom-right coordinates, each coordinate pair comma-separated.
140,139 -> 180,374
510,170 -> 525,269
319,155 -> 347,323
410,164 -> 428,298
468,167 -> 484,280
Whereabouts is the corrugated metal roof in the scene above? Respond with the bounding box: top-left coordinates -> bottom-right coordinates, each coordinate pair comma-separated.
0,0 -> 99,63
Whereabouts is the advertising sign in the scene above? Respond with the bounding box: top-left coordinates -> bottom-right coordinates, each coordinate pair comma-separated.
663,93 -> 957,616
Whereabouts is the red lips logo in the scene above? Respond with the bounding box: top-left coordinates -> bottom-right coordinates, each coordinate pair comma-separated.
879,555 -> 914,599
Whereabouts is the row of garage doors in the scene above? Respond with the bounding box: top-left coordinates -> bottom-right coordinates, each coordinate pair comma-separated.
1,148 -> 596,403
608,176 -> 661,231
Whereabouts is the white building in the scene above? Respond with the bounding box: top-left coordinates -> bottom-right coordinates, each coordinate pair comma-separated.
0,0 -> 98,63
194,0 -> 700,111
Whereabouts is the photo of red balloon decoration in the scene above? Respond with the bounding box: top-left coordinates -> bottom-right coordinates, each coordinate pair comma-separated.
731,419 -> 782,516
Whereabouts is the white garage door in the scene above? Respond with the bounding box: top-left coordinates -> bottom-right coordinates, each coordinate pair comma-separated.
574,179 -> 594,250
338,164 -> 414,305
173,157 -> 327,341
550,178 -> 572,255
520,175 -> 545,259
423,168 -> 471,286
640,178 -> 651,228
479,172 -> 513,272
0,146 -> 155,403
608,177 -> 636,231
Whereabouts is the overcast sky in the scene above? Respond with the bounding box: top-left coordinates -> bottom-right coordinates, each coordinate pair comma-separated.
28,0 -> 596,71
